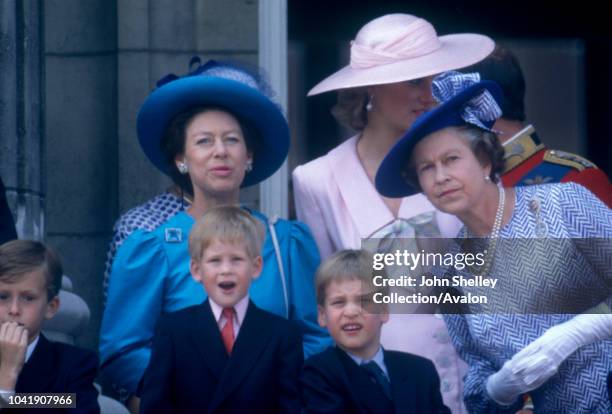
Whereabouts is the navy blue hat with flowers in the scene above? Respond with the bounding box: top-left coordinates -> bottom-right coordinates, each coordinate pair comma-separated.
137,57 -> 289,188
375,71 -> 504,198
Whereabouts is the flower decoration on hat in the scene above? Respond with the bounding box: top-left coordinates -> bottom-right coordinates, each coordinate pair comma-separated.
432,71 -> 502,131
156,56 -> 276,102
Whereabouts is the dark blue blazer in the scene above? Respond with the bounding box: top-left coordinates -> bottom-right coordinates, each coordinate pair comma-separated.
7,334 -> 100,413
300,346 -> 450,414
139,299 -> 303,414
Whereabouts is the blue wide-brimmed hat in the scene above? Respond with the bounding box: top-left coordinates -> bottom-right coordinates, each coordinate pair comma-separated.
375,71 -> 504,198
137,58 -> 289,188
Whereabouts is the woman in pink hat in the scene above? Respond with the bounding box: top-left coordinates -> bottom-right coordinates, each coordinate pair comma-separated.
292,13 -> 494,413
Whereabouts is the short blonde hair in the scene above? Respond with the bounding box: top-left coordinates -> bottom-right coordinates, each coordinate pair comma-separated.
188,206 -> 265,262
315,249 -> 387,305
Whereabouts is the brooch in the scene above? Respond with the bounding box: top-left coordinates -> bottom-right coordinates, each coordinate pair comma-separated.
529,198 -> 548,237
165,228 -> 183,243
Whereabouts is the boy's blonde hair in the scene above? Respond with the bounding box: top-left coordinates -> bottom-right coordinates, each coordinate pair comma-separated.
0,240 -> 63,301
315,249 -> 388,305
188,206 -> 265,262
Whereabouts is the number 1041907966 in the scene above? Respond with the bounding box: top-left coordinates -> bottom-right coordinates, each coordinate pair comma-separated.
1,393 -> 76,408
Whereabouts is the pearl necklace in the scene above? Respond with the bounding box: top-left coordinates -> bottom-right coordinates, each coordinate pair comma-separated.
490,182 -> 506,239
464,183 -> 505,276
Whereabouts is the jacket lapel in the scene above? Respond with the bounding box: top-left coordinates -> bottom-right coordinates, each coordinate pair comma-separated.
208,301 -> 274,412
15,335 -> 57,392
329,137 -> 449,239
385,351 -> 416,414
334,347 -> 392,414
328,137 -> 397,238
190,301 -> 228,381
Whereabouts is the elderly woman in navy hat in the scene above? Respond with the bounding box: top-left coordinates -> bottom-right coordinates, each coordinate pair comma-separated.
100,59 -> 329,409
376,71 -> 612,413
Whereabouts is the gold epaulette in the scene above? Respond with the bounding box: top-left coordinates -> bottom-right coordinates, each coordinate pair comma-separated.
543,149 -> 598,172
502,126 -> 545,174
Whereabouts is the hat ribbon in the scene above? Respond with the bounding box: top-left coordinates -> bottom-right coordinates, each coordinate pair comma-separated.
350,18 -> 442,69
155,56 -> 216,88
432,71 -> 502,130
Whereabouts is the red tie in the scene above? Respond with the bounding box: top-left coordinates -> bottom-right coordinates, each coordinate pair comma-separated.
221,307 -> 235,354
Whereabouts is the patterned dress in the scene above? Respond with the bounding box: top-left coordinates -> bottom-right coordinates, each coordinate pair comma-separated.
444,183 -> 612,413
102,190 -> 185,300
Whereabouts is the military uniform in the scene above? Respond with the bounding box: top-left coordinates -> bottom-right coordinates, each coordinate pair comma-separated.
501,125 -> 612,208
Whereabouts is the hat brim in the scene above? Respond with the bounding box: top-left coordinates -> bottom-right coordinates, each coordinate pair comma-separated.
308,34 -> 494,96
375,81 -> 503,198
137,76 -> 289,187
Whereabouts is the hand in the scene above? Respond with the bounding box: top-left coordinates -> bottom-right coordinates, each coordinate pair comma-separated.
487,313 -> 612,406
0,322 -> 28,390
127,396 -> 140,414
486,358 -> 556,406
510,314 -> 612,387
486,360 -> 530,406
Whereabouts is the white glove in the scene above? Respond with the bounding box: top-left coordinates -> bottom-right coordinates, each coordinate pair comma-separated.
485,360 -> 535,406
510,313 -> 612,386
486,313 -> 612,405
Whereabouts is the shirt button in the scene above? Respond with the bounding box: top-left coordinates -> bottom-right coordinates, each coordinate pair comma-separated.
440,379 -> 453,392
433,330 -> 451,344
435,355 -> 451,368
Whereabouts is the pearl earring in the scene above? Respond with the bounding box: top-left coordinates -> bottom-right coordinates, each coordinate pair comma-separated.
245,160 -> 253,173
366,95 -> 373,111
178,162 -> 189,174
484,174 -> 491,181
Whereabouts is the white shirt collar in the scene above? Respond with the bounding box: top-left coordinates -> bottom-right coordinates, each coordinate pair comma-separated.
25,335 -> 40,363
345,345 -> 389,378
208,295 -> 249,329
503,124 -> 535,145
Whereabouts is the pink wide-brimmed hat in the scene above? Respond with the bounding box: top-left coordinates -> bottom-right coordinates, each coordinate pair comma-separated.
308,13 -> 495,96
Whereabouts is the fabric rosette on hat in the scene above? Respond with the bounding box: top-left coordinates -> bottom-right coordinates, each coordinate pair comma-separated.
375,71 -> 504,197
137,57 -> 290,187
308,13 -> 495,96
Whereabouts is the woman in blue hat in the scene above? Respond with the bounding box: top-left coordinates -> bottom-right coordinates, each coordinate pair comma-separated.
375,71 -> 612,413
99,59 -> 329,409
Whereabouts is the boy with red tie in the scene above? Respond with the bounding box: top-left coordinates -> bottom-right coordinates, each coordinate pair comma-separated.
139,206 -> 303,413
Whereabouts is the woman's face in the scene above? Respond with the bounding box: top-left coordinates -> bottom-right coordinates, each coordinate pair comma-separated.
368,76 -> 436,134
412,128 -> 491,216
176,109 -> 250,199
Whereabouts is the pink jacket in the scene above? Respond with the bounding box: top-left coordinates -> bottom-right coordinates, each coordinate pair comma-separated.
292,136 -> 462,259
